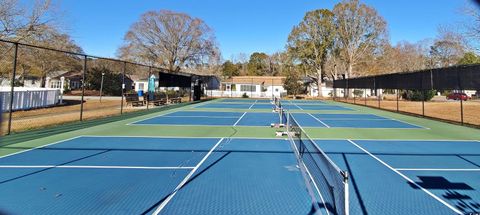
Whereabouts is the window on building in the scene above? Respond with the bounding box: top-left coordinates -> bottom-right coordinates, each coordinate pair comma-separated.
138,83 -> 145,90
240,85 -> 256,92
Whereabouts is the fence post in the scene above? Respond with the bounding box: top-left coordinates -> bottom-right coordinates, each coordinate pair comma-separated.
189,81 -> 192,102
7,43 -> 19,135
251,77 -> 253,98
147,66 -> 151,110
457,69 -> 464,125
353,89 -> 356,104
271,78 -> 274,100
332,87 -> 337,101
120,62 -> 126,114
378,89 -> 381,108
422,90 -> 425,117
460,96 -> 464,125
364,88 -> 367,106
396,89 -> 399,112
80,55 -> 87,121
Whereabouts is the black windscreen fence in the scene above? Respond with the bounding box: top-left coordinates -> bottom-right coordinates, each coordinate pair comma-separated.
158,71 -> 192,88
333,64 -> 480,90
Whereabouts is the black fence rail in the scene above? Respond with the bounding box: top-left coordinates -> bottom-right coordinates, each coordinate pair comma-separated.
333,64 -> 480,127
0,39 -> 216,135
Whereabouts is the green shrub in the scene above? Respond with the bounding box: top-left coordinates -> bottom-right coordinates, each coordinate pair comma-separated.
353,90 -> 364,97
402,90 -> 436,101
242,93 -> 249,98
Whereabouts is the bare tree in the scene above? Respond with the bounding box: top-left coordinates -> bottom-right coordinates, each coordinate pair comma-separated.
19,25 -> 83,87
333,0 -> 387,79
118,10 -> 219,72
429,28 -> 467,68
462,3 -> 480,51
0,0 -> 57,41
287,9 -> 336,97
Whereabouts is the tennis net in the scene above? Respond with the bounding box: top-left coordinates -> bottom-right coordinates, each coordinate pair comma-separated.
286,112 -> 349,215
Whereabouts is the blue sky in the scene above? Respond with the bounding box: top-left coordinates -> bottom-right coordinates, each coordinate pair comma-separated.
57,0 -> 472,59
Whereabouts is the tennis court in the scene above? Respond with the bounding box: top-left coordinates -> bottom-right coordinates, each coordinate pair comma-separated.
0,98 -> 479,214
195,99 -> 352,111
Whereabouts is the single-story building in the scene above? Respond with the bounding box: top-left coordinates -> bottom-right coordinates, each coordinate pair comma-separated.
48,70 -> 82,90
219,76 -> 287,98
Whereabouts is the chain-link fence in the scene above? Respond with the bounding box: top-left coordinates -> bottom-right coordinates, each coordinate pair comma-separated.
0,39 -> 217,135
333,64 -> 480,127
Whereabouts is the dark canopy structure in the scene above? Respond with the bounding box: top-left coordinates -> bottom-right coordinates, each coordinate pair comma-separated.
158,70 -> 192,88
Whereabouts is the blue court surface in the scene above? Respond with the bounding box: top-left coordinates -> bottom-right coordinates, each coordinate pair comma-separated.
1,136 -> 478,214
292,113 -> 424,129
0,137 -> 312,215
218,99 -> 272,103
132,111 -> 280,126
196,102 -> 353,111
315,139 -> 480,215
284,100 -> 327,105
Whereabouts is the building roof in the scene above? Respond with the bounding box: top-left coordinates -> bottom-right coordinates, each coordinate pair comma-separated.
51,70 -> 82,79
223,76 -> 285,86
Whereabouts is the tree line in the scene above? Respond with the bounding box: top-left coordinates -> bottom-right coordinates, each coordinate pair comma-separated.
0,0 -> 479,96
222,0 -> 480,97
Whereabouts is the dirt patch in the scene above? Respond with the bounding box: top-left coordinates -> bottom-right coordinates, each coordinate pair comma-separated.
342,98 -> 480,126
3,99 -> 142,134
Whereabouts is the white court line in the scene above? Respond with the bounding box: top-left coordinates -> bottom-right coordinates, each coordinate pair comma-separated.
396,168 -> 480,172
127,109 -> 180,125
233,112 -> 248,126
316,118 -> 391,121
161,116 -> 239,119
127,123 -> 268,128
248,100 -> 258,109
307,113 -> 331,128
81,135 -> 283,140
127,100 -> 220,125
68,135 -> 480,142
311,138 -> 480,142
386,117 -> 430,130
301,126 -> 427,130
293,103 -> 304,110
346,139 -> 463,214
0,165 -> 194,170
152,138 -> 225,215
0,136 -> 83,160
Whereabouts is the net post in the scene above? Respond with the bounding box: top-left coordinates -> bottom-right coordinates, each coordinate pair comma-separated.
343,171 -> 349,215
286,111 -> 290,132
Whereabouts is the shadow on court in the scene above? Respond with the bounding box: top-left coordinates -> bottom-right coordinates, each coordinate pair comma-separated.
409,176 -> 480,214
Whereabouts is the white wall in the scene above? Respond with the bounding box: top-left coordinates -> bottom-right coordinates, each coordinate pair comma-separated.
134,81 -> 148,92
213,83 -> 286,98
0,87 -> 60,111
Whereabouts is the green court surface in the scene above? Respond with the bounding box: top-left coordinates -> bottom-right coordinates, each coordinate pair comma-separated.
1,98 -> 479,214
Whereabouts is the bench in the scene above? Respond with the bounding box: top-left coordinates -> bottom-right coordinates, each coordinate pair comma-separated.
144,92 -> 168,106
170,97 -> 182,104
125,93 -> 144,107
151,98 -> 168,106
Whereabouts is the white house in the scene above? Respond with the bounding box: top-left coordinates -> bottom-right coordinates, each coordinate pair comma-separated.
214,76 -> 287,98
